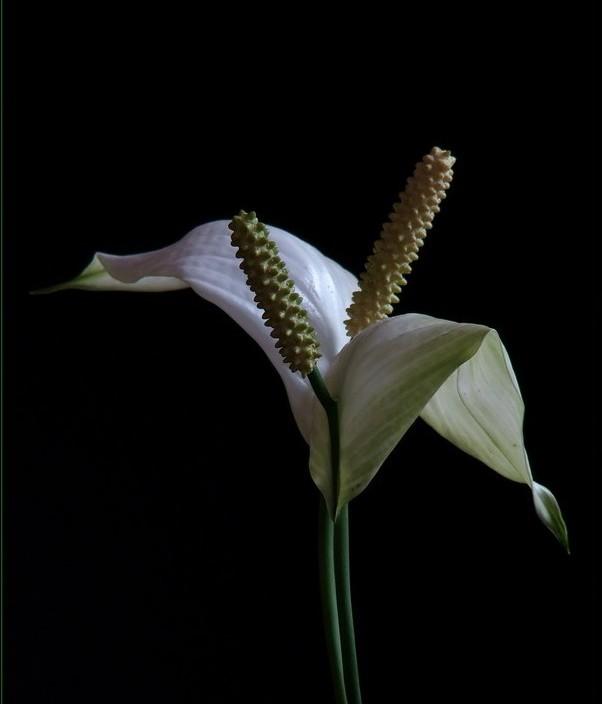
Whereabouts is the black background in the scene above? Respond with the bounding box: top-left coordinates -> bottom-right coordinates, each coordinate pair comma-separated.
5,4 -> 600,703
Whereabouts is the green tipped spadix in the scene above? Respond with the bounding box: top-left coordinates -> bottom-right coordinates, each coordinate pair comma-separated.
345,147 -> 456,337
229,210 -> 321,376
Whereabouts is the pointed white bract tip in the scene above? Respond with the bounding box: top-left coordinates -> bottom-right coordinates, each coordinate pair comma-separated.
30,256 -> 107,294
31,254 -> 188,294
532,482 -> 570,554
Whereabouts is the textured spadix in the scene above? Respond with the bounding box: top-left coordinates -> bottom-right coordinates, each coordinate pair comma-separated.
229,210 -> 320,376
345,147 -> 455,337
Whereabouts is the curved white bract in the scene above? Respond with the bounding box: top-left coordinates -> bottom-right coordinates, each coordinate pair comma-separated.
56,221 -> 358,440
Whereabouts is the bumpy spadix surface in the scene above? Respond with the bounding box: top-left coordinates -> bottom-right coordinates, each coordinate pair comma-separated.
345,147 -> 455,337
229,211 -> 321,375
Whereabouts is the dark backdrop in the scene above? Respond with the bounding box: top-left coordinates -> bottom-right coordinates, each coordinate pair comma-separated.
5,4 -> 600,703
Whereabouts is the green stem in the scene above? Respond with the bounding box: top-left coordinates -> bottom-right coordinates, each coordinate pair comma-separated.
335,506 -> 362,704
308,367 -> 340,508
309,368 -> 362,704
310,368 -> 347,703
318,498 -> 348,704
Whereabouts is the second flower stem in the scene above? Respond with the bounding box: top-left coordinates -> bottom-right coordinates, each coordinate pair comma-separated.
319,498 -> 348,704
335,505 -> 362,704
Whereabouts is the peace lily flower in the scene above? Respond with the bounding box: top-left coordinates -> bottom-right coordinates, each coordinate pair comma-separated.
40,148 -> 568,552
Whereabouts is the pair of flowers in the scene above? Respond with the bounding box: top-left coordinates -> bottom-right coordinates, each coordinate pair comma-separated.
42,148 -> 567,549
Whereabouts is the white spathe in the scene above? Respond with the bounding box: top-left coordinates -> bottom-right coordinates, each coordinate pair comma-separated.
47,220 -> 568,550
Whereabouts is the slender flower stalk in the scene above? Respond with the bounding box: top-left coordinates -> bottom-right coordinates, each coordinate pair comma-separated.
309,367 -> 362,704
318,499 -> 348,704
345,147 -> 455,337
310,368 -> 362,704
334,507 -> 362,704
